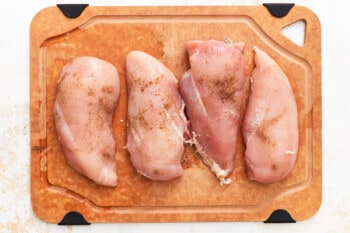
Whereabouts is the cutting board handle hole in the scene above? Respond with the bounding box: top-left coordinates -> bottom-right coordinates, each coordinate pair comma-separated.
281,19 -> 306,47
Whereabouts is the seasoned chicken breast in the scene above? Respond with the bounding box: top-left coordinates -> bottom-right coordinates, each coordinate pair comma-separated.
242,47 -> 298,183
179,40 -> 245,185
125,51 -> 186,181
54,56 -> 120,187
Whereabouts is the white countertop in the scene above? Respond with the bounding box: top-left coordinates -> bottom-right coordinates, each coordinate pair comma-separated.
1,0 -> 349,232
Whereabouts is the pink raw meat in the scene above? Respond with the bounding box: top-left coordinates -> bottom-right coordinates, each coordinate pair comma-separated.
54,56 -> 120,187
126,51 -> 186,181
242,47 -> 298,183
179,40 -> 245,185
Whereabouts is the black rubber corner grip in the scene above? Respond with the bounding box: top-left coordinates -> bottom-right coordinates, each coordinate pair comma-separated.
57,4 -> 89,18
264,209 -> 296,223
58,211 -> 90,225
263,3 -> 295,18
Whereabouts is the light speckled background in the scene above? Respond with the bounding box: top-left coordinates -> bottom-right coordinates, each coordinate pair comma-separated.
0,0 -> 349,232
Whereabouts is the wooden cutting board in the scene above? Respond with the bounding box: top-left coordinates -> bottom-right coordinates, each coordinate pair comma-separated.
30,4 -> 321,223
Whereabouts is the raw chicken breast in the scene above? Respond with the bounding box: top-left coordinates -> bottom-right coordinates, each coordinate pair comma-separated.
54,56 -> 120,187
125,51 -> 186,181
242,47 -> 298,183
179,40 -> 245,185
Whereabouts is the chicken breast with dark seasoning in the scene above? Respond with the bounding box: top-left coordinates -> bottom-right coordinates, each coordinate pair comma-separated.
125,51 -> 186,181
242,47 -> 298,183
179,40 -> 246,185
54,56 -> 120,187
